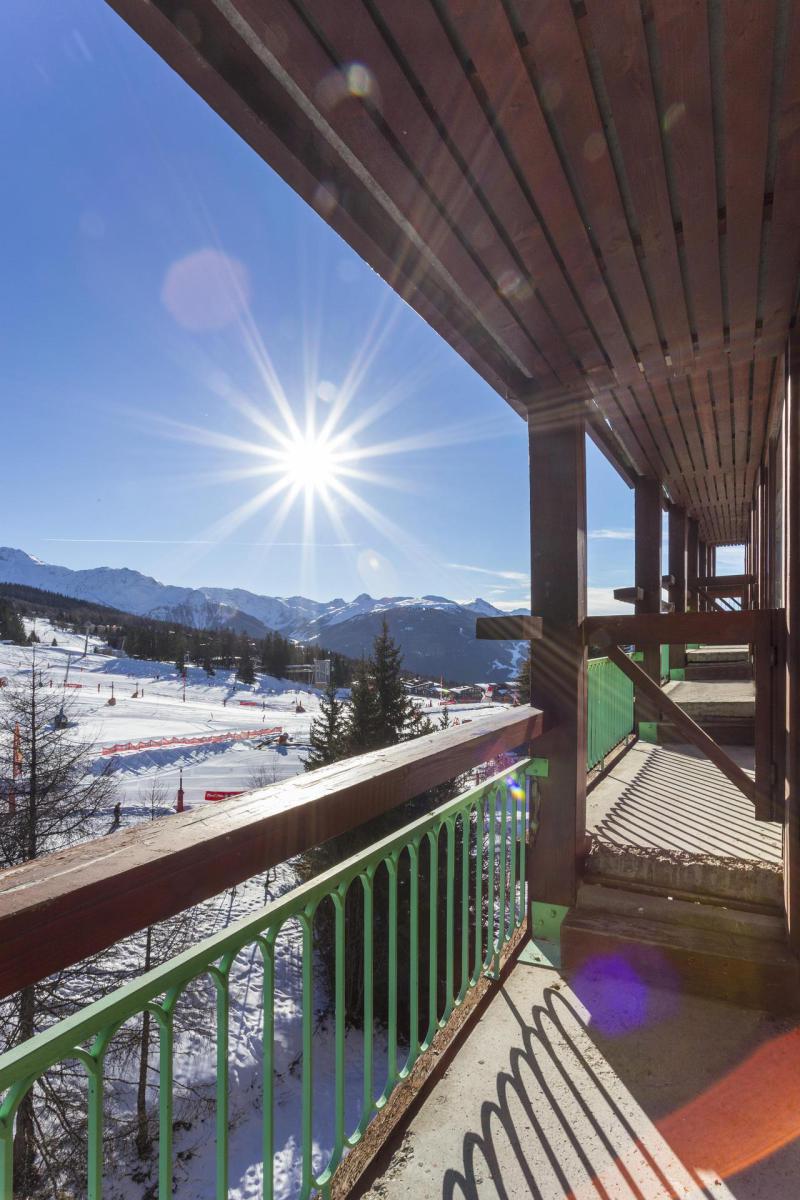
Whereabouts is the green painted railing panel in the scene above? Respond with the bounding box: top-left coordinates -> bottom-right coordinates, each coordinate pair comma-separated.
587,656 -> 634,770
0,759 -> 536,1199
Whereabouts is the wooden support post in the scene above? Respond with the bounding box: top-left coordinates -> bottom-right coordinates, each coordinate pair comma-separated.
668,505 -> 687,672
527,406 -> 587,909
687,517 -> 699,611
635,476 -> 662,714
698,541 -> 708,611
786,337 -> 800,950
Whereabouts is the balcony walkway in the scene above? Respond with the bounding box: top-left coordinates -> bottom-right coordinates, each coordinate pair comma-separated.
366,960 -> 800,1199
586,742 -> 781,867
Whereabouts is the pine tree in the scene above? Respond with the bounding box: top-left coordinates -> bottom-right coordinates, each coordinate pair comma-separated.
0,600 -> 26,645
371,619 -> 415,746
305,683 -> 347,770
237,643 -> 255,684
346,660 -> 380,754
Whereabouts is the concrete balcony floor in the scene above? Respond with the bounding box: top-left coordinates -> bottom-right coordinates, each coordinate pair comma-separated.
367,961 -> 800,1199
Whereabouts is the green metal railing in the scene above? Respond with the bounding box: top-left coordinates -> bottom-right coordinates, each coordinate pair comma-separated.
587,655 -> 634,770
0,758 -> 536,1200
660,642 -> 670,682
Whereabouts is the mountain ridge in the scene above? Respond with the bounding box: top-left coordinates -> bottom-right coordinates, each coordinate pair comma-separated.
0,548 -> 527,682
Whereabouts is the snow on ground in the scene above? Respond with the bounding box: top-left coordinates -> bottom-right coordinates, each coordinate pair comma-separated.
0,619 -> 507,1198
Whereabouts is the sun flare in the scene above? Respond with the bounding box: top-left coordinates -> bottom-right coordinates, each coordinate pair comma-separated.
278,432 -> 340,495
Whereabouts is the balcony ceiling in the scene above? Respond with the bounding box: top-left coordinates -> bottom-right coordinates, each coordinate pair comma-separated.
109,0 -> 800,543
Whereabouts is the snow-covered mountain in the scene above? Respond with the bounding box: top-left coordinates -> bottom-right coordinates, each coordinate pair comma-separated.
0,548 -> 528,681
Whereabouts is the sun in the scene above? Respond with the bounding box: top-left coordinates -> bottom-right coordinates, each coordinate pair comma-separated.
278,431 -> 340,495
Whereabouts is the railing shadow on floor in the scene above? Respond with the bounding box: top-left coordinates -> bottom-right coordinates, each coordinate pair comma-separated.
440,983 -> 750,1200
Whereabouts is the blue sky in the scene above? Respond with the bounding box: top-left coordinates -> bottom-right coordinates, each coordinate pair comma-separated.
0,1 -> 654,609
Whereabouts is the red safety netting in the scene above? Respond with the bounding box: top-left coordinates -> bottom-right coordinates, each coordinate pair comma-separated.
101,726 -> 282,756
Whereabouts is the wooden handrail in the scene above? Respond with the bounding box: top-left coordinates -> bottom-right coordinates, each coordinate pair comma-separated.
0,706 -> 543,999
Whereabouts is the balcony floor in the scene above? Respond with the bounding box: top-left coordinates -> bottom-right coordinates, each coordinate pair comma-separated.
587,742 -> 781,865
366,960 -> 800,1199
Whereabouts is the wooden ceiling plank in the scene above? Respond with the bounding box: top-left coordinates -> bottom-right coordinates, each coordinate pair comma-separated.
650,0 -> 724,357
608,386 -> 671,482
366,0 -> 602,383
709,364 -> 735,477
729,358 -> 753,487
723,0 -> 777,352
584,0 -> 694,366
441,0 -> 641,386
690,371 -> 723,477
760,2 -> 800,349
231,0 -> 558,385
296,0 -> 575,387
513,0 -> 665,378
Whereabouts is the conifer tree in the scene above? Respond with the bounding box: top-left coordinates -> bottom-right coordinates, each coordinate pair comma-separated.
237,643 -> 255,684
305,683 -> 347,770
346,660 -> 380,754
516,652 -> 531,703
371,619 -> 415,746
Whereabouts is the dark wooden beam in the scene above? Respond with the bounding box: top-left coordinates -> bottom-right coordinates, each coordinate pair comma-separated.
668,505 -> 688,670
612,586 -> 643,603
527,406 -> 587,908
786,336 -> 800,949
688,516 -> 700,610
585,609 -> 763,647
635,475 -> 663,716
475,616 -> 544,640
605,646 -> 756,805
0,707 -> 542,1000
697,573 -> 753,590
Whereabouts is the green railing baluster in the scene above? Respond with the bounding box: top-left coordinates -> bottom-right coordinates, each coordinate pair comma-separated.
498,783 -> 509,954
472,799 -> 484,986
443,819 -> 455,1023
426,827 -> 440,1047
458,812 -> 470,1004
257,928 -> 276,1200
486,786 -> 497,976
384,853 -> 399,1094
154,997 -> 175,1200
334,888 -> 346,1164
508,781 -> 518,935
301,908 -> 315,1199
210,960 -> 232,1200
360,871 -> 374,1132
405,841 -> 420,1072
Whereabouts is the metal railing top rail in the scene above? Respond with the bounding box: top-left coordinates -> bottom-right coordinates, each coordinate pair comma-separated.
0,706 -> 543,1000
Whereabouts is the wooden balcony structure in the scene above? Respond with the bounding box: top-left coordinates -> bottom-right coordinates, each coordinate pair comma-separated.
3,2 -> 800,1195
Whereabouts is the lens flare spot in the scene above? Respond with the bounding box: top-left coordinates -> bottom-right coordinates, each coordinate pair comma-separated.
161,248 -> 250,333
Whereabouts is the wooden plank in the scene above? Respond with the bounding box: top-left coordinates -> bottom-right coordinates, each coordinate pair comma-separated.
786,337 -> 800,949
585,609 -> 763,647
442,0 -> 640,382
650,0 -> 724,357
760,2 -> 800,348
612,586 -> 643,604
585,0 -> 693,366
605,646 -> 756,805
723,0 -> 776,355
668,504 -> 688,670
475,616 -> 543,641
527,404 -> 587,908
366,0 -> 587,384
635,476 -> 663,691
512,0 -> 664,374
697,573 -> 753,590
754,604 -> 773,820
687,516 -> 700,609
0,707 -> 543,999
